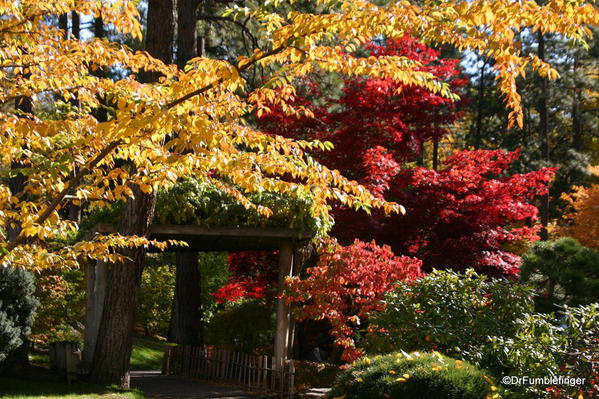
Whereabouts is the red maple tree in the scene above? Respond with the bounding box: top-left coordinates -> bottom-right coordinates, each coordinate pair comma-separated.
285,239 -> 423,361
258,35 -> 469,184
259,37 -> 553,277
333,149 -> 556,276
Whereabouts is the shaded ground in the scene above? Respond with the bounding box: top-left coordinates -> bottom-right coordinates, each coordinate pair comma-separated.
130,371 -> 265,399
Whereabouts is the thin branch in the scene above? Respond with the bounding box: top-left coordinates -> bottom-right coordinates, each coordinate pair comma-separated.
197,14 -> 259,50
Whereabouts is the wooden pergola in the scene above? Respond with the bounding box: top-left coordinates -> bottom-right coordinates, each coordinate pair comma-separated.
83,223 -> 312,372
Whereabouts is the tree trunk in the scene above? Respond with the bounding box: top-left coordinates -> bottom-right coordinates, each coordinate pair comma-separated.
167,252 -> 203,345
59,14 -> 68,33
417,140 -> 424,166
176,0 -> 199,68
89,186 -> 157,386
474,59 -> 487,149
167,0 -> 204,347
89,0 -> 175,387
67,14 -> 82,222
572,58 -> 582,151
93,16 -> 104,39
537,32 -> 550,241
432,136 -> 439,171
71,11 -> 80,40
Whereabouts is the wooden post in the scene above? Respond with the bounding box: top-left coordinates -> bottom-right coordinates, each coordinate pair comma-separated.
274,240 -> 294,372
83,260 -> 106,363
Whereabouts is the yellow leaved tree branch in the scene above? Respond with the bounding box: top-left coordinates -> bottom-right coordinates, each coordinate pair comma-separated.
1,0 -> 598,270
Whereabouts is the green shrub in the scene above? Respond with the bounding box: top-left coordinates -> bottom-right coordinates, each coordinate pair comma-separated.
486,304 -> 599,398
199,252 -> 230,323
137,263 -> 175,337
0,266 -> 39,364
31,268 -> 85,345
204,299 -> 275,353
521,237 -> 599,311
326,352 -> 502,399
369,269 -> 534,364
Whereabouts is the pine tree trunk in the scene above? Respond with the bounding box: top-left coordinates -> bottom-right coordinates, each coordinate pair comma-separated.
537,32 -> 550,241
167,0 -> 204,347
89,0 -> 175,387
176,0 -> 199,68
474,59 -> 487,149
572,58 -> 582,151
167,252 -> 203,345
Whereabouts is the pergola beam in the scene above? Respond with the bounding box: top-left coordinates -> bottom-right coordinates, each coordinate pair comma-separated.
87,223 -> 310,252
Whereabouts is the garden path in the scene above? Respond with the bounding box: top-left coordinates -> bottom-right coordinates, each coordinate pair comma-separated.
130,371 -> 266,399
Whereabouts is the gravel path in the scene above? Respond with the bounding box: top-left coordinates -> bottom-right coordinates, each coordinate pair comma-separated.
130,371 -> 266,399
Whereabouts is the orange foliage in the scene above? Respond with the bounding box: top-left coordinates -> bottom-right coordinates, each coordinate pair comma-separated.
561,166 -> 599,251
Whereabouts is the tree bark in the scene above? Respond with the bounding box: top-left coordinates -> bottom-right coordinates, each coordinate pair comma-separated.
416,140 -> 424,166
176,0 -> 199,68
89,0 -> 175,387
71,11 -> 80,40
93,16 -> 104,39
537,32 -> 550,241
274,241 -> 295,371
89,187 -> 157,386
167,252 -> 203,345
58,14 -> 68,34
167,0 -> 204,347
572,58 -> 583,151
474,59 -> 487,149
67,13 -> 82,222
432,136 -> 439,171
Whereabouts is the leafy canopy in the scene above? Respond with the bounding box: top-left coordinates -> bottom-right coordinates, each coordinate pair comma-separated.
1,0 -> 598,270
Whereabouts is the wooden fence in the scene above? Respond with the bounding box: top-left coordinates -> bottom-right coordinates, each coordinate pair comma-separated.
162,345 -> 295,397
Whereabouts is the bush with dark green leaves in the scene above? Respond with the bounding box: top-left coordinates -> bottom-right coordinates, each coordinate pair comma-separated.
486,304 -> 599,398
369,269 -> 534,365
326,352 -> 502,399
521,237 -> 599,311
0,266 -> 38,364
204,299 -> 275,354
